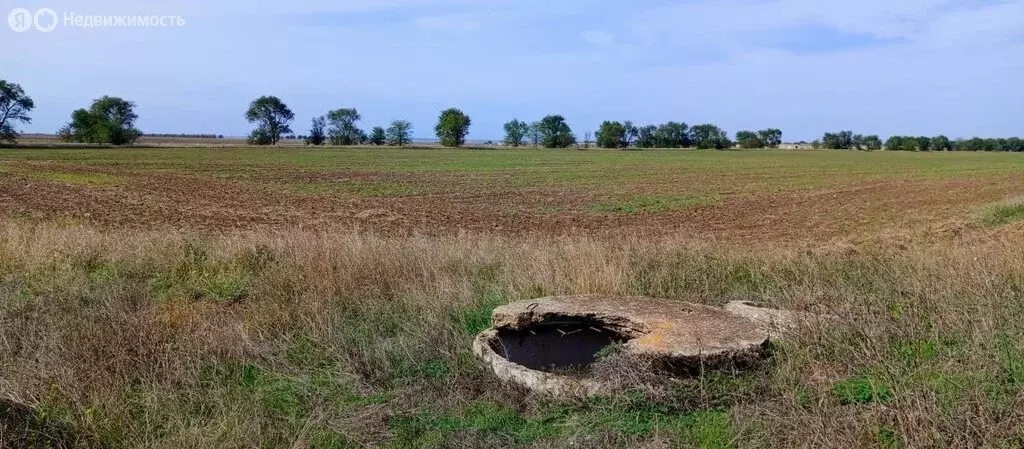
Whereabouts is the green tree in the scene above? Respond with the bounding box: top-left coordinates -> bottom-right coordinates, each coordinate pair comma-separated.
58,96 -> 142,145
368,126 -> 387,145
655,122 -> 689,148
861,135 -> 883,151
822,131 -> 854,149
757,128 -> 783,148
435,108 -> 471,147
635,125 -> 658,148
502,119 -> 530,147
623,121 -> 638,148
324,108 -> 362,146
885,136 -> 904,151
595,121 -> 626,149
902,138 -> 920,152
735,130 -> 762,149
305,116 -> 326,146
930,135 -> 952,151
386,120 -> 413,146
691,123 -> 731,149
245,96 -> 293,145
528,121 -> 542,147
1006,137 -> 1024,152
914,136 -> 931,152
0,80 -> 35,145
538,115 -> 575,148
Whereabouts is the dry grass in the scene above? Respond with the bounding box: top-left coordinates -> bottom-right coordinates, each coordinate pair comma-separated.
1,219 -> 1023,447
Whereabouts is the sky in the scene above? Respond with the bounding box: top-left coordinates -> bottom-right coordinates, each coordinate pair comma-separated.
2,0 -> 1023,141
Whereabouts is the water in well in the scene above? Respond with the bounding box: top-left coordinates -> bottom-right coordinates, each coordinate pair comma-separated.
492,320 -> 630,372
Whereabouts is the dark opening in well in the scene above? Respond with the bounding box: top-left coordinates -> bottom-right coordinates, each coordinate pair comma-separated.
492,320 -> 631,372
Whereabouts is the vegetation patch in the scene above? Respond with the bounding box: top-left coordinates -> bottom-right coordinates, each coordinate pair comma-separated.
832,375 -> 894,405
587,195 -> 719,214
981,198 -> 1024,227
26,171 -> 121,186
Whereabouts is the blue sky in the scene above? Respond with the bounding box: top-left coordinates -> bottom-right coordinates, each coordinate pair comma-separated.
3,0 -> 1023,141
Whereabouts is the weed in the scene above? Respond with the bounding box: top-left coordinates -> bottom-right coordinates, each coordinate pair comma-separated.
981,198 -> 1024,227
833,376 -> 894,405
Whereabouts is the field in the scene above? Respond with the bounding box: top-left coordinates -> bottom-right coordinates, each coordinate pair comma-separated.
2,147 -> 1024,448
1,147 -> 1022,243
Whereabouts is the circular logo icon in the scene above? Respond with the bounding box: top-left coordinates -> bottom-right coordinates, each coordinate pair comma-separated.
33,8 -> 57,32
8,8 -> 33,32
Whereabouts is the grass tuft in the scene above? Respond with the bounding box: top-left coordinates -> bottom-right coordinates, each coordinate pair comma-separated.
981,198 -> 1024,227
832,376 -> 894,405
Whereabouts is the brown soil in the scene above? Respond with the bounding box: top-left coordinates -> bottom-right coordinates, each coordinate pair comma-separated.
1,164 -> 1018,246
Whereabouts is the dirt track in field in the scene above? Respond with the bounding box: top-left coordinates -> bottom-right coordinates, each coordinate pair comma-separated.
1,158 -> 1019,245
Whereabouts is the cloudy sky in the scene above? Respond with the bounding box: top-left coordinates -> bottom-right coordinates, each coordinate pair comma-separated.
3,0 -> 1022,140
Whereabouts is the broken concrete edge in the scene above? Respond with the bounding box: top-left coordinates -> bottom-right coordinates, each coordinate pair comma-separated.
491,296 -> 773,359
723,300 -> 832,336
472,329 -> 609,396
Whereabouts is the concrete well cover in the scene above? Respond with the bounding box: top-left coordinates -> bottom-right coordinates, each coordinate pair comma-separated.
473,295 -> 775,396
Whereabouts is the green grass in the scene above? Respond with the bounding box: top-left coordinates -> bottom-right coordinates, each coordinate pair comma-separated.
3,147 -> 1023,198
587,195 -> 720,214
25,171 -> 122,186
981,199 -> 1024,227
832,375 -> 894,405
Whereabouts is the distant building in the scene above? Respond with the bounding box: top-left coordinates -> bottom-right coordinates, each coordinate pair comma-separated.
779,142 -> 815,150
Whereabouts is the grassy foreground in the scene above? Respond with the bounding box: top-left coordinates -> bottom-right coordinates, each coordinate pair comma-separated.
2,221 -> 1024,448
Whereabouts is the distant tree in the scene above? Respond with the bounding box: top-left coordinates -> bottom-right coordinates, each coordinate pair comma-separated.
913,136 -> 931,152
324,108 -> 362,146
0,80 -> 35,145
898,137 -> 919,151
305,116 -> 326,146
850,134 -> 865,150
757,128 -> 783,148
1006,137 -> 1024,152
735,130 -> 762,149
368,126 -> 387,145
930,135 -> 952,152
245,96 -> 293,145
583,130 -> 593,149
502,119 -> 530,147
623,121 -> 638,148
811,140 -> 822,149
434,108 -> 471,147
386,120 -> 413,147
636,125 -> 658,148
822,131 -> 854,149
528,121 -> 542,147
691,123 -> 731,149
655,122 -> 689,148
861,135 -> 883,151
58,96 -> 142,145
595,121 -> 626,149
884,136 -> 904,151
538,115 -> 575,148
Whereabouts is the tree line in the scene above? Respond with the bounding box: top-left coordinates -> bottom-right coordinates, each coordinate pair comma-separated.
813,131 -> 1024,152
1,80 -> 1021,151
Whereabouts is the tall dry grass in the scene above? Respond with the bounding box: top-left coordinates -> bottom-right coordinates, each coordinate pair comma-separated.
1,220 -> 1024,447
